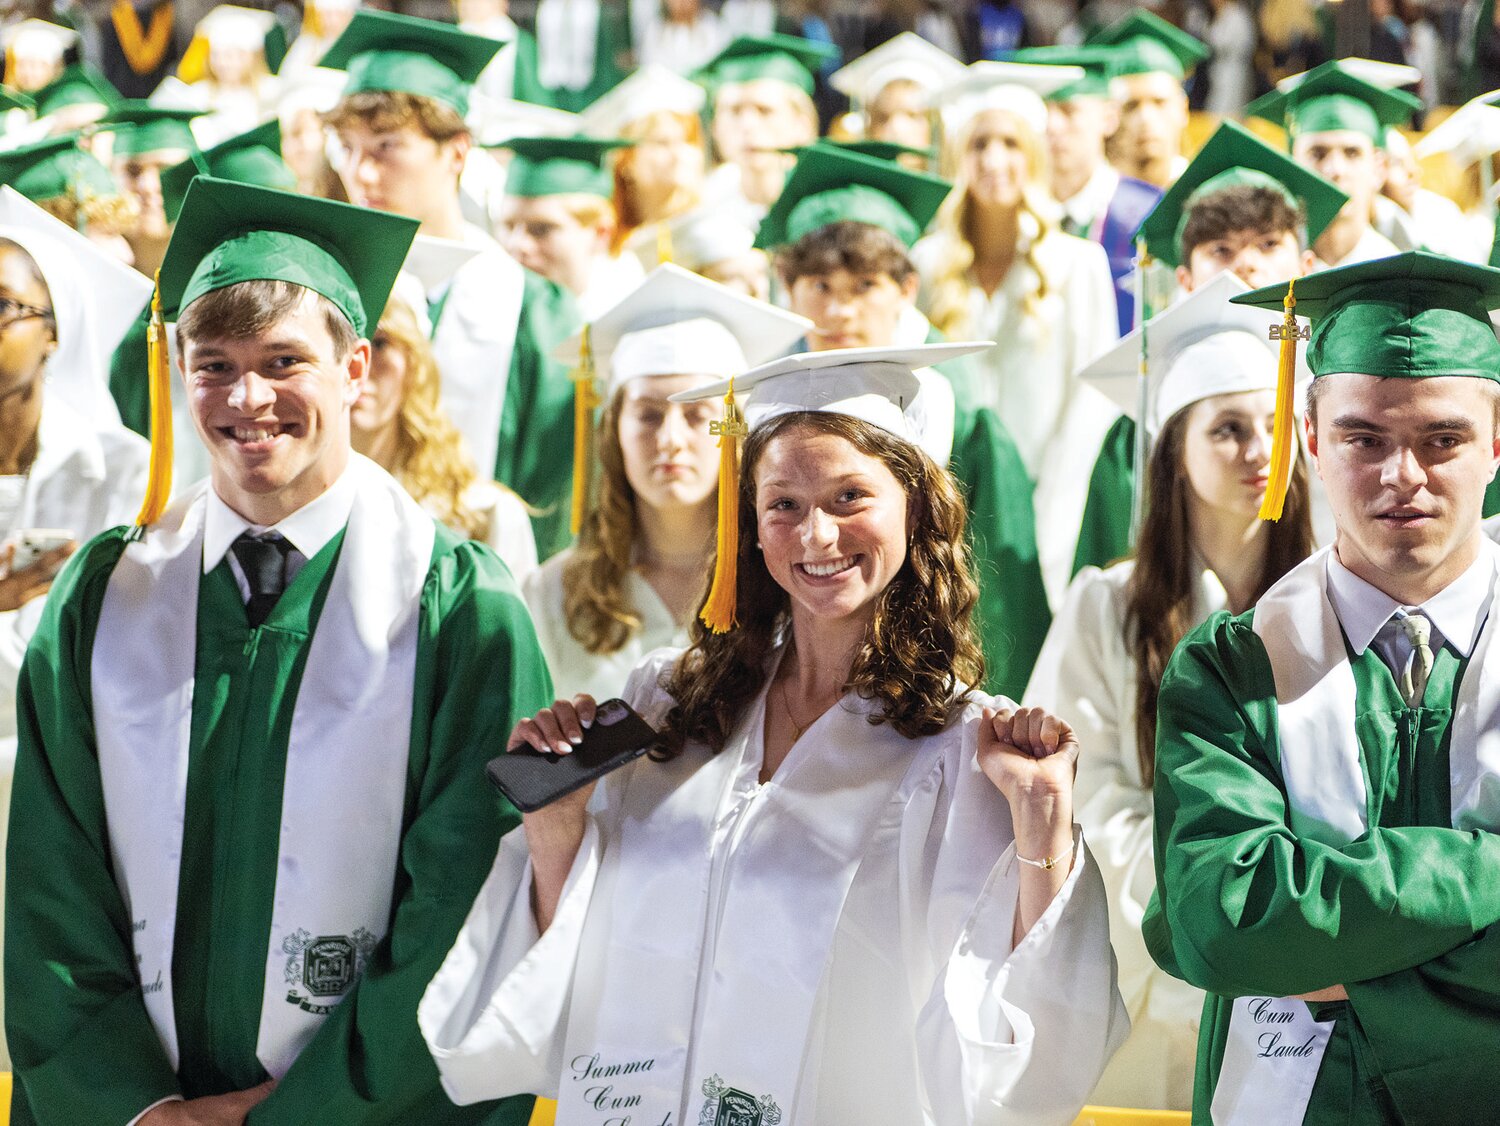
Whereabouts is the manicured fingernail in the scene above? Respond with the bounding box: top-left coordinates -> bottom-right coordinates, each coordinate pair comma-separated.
581,716 -> 594,729
568,733 -> 583,745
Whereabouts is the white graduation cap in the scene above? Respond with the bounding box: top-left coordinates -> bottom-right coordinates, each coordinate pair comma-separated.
194,5 -> 278,51
555,262 -> 810,393
2,19 -> 78,62
1077,271 -> 1308,436
1414,93 -> 1500,165
401,234 -> 485,295
673,341 -> 989,452
471,95 -> 579,147
829,32 -> 966,108
578,64 -> 706,137
1276,57 -> 1421,93
656,203 -> 759,271
273,65 -> 347,117
149,75 -> 211,111
931,60 -> 1083,140
0,185 -> 151,428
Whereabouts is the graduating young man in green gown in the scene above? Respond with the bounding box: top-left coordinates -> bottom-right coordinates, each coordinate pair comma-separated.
4,176 -> 550,1126
1145,251 -> 1500,1125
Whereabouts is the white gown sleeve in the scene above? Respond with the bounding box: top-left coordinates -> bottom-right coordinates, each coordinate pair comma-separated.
909,710 -> 1129,1126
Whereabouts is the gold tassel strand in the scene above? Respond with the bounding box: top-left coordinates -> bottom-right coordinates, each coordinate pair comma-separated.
133,272 -> 174,527
697,381 -> 747,634
1260,276 -> 1305,522
656,220 -> 674,266
568,324 -> 599,536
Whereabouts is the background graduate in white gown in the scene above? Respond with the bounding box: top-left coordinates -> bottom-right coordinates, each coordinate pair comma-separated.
420,342 -> 1128,1125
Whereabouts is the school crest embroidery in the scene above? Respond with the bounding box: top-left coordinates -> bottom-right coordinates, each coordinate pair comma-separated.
282,927 -> 378,1014
699,1075 -> 781,1126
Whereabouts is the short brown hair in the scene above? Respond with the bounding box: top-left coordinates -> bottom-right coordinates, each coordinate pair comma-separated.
1306,371 -> 1500,429
775,221 -> 916,288
323,90 -> 468,142
1179,184 -> 1307,264
177,279 -> 359,359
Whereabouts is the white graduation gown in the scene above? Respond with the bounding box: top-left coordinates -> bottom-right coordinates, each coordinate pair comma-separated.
912,222 -> 1119,607
421,647 -> 1129,1125
520,550 -> 688,701
465,480 -> 538,585
1023,558 -> 1226,1111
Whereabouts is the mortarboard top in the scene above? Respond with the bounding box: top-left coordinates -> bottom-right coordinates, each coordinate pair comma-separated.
158,175 -> 418,337
1136,121 -> 1347,267
931,59 -> 1084,139
493,134 -> 632,199
31,62 -> 119,118
696,33 -> 840,98
555,262 -> 811,392
0,87 -> 34,113
160,119 -> 295,222
802,138 -> 930,163
1080,271 -> 1299,433
0,133 -> 117,203
1087,10 -> 1208,80
828,32 -> 965,107
319,9 -> 504,118
756,141 -> 950,250
1011,44 -> 1117,100
673,341 -> 989,446
1232,251 -> 1500,382
1275,57 -> 1420,94
578,64 -> 706,137
2,19 -> 78,60
660,203 -> 758,270
1414,93 -> 1500,165
100,101 -> 204,159
1245,59 -> 1421,144
471,95 -> 578,146
193,5 -> 277,50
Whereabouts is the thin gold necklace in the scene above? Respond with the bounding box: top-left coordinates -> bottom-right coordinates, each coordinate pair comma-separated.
778,674 -> 837,741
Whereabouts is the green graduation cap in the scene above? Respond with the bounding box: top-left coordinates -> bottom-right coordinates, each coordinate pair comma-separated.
158,176 -> 419,337
809,138 -> 930,163
1245,59 -> 1421,144
1087,10 -> 1208,80
494,135 -> 632,199
0,88 -> 34,113
31,62 -> 119,118
1136,120 -> 1347,267
1011,45 -> 1117,99
319,9 -> 505,118
160,120 -> 296,223
756,140 -> 951,250
696,33 -> 840,97
100,101 -> 203,159
0,133 -> 117,204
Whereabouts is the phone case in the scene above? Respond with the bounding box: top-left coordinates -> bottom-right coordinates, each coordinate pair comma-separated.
486,699 -> 659,813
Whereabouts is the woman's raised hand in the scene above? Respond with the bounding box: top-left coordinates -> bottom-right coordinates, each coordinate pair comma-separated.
508,694 -> 599,756
978,706 -> 1078,851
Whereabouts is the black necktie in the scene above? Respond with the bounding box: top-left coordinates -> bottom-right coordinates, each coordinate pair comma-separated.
230,532 -> 293,627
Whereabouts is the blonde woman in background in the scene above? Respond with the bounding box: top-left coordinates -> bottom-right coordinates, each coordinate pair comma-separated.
913,66 -> 1119,608
352,296 -> 538,582
522,264 -> 809,700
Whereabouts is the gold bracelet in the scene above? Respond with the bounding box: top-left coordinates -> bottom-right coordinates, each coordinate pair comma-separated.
1016,841 -> 1075,871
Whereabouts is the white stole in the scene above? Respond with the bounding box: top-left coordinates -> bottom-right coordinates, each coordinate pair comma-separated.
535,0 -> 600,91
554,668 -> 923,1124
91,455 -> 435,1077
1212,543 -> 1500,1125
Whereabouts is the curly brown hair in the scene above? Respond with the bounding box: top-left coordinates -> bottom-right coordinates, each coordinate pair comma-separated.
658,411 -> 984,758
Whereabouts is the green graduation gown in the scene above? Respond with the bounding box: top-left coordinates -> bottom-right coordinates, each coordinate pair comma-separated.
6,521 -> 552,1125
1071,413 -> 1135,576
1145,610 -> 1500,1124
528,3 -> 631,113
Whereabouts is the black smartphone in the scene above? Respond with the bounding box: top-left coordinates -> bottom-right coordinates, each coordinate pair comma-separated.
486,698 -> 659,813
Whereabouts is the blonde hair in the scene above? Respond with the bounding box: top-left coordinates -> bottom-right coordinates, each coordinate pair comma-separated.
37,190 -> 139,237
925,108 -> 1056,340
612,109 -> 705,251
373,297 -> 491,540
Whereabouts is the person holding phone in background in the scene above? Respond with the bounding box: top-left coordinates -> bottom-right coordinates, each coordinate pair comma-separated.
421,342 -> 1127,1125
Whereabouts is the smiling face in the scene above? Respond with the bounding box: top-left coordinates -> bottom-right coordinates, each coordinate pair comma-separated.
754,426 -> 910,629
616,372 -> 722,513
1308,373 -> 1500,602
181,287 -> 370,524
961,109 -> 1034,209
1180,389 -> 1279,521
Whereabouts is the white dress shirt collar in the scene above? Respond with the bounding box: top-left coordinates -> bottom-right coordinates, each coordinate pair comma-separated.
202,462 -> 358,575
1059,162 -> 1120,232
1326,540 -> 1497,658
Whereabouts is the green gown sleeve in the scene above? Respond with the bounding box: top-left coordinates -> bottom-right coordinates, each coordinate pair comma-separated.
950,407 -> 1051,701
1145,612 -> 1500,998
5,529 -> 183,1126
1070,413 -> 1135,577
509,29 -> 546,104
249,536 -> 553,1125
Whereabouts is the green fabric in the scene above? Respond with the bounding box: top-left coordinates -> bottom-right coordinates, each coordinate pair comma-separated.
697,33 -> 838,97
1070,413 -> 1135,576
100,102 -> 202,158
320,10 -> 504,117
528,8 -> 631,113
498,135 -> 630,199
787,186 -> 919,248
108,302 -> 154,438
0,134 -> 117,205
160,120 -> 296,223
495,269 -> 582,561
1086,10 -> 1207,78
1146,610 -> 1500,1123
1245,60 -> 1421,144
1011,45 -> 1115,99
0,89 -> 34,113
1138,120 -> 1347,267
1233,250 -> 1500,382
6,519 -> 552,1125
160,176 -> 418,337
1485,472 -> 1500,518
508,27 -> 547,105
30,63 -> 118,118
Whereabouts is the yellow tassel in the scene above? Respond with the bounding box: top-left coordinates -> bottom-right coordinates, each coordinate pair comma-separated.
1259,276 -> 1302,522
177,33 -> 208,83
568,324 -> 598,536
133,272 -> 174,527
3,47 -> 14,88
656,220 -> 673,266
698,381 -> 747,634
